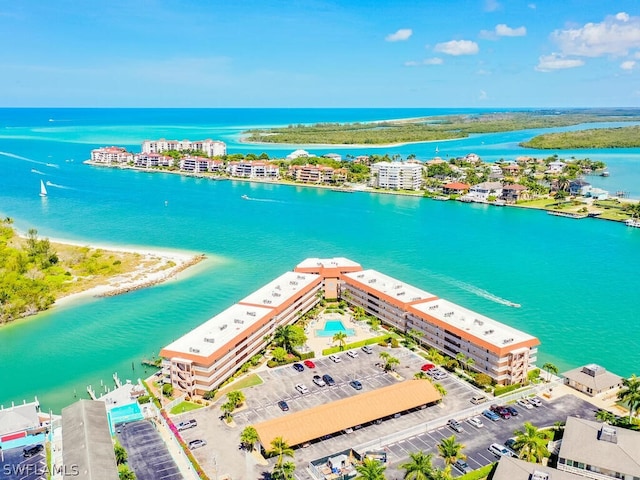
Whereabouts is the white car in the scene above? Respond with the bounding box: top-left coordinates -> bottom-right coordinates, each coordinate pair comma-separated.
488,443 -> 512,458
329,354 -> 342,363
361,345 -> 373,354
528,396 -> 542,407
346,350 -> 359,358
517,398 -> 534,409
467,416 -> 484,428
295,383 -> 309,394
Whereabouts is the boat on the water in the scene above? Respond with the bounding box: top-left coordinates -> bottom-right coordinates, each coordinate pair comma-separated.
39,180 -> 47,197
241,195 -> 249,200
600,171 -> 610,177
433,195 -> 450,201
625,218 -> 640,228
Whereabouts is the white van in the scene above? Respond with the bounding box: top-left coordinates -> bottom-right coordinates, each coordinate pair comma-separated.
488,443 -> 512,457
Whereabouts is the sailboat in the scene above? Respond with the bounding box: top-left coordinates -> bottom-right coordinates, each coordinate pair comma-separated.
39,180 -> 48,197
435,145 -> 439,154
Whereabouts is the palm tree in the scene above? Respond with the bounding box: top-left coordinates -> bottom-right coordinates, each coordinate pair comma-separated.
227,390 -> 245,408
595,409 -> 617,424
513,422 -> 549,463
433,382 -> 447,397
400,451 -> 434,480
114,442 -> 128,465
618,374 -> 640,420
542,362 -> 558,382
414,371 -> 428,380
437,435 -> 465,466
456,353 -> 467,371
269,437 -> 294,467
271,346 -> 287,363
355,457 -> 387,480
118,465 -> 136,480
240,426 -> 258,451
383,355 -> 400,372
333,331 -> 348,351
272,461 -> 296,480
427,348 -> 444,365
465,357 -> 475,373
431,467 -> 453,480
221,401 -> 235,423
272,325 -> 306,354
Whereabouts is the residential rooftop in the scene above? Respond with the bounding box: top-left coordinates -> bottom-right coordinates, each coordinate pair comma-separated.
161,303 -> 274,361
343,269 -> 437,304
295,257 -> 362,270
410,298 -> 538,351
238,271 -> 320,309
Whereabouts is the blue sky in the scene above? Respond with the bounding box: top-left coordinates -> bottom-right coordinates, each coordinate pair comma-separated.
1,0 -> 639,107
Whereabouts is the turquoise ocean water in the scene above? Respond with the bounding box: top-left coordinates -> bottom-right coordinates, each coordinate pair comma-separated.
0,108 -> 639,412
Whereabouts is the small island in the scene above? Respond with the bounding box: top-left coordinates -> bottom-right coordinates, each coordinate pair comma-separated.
520,125 -> 640,149
0,218 -> 204,324
242,110 -> 640,145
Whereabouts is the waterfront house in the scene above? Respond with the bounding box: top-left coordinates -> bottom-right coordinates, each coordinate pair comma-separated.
488,164 -> 504,180
90,146 -> 133,165
228,161 -> 280,179
562,364 -> 623,397
0,398 -> 42,444
323,153 -> 342,162
141,138 -> 226,157
501,163 -> 520,176
465,153 -> 481,164
369,161 -> 423,190
290,164 -> 336,184
465,181 -> 503,202
547,160 -> 567,173
582,186 -> 609,200
134,152 -> 176,168
354,155 -> 370,165
502,184 -> 528,203
442,182 -> 470,195
558,417 -> 640,480
569,179 -> 590,195
286,149 -> 311,160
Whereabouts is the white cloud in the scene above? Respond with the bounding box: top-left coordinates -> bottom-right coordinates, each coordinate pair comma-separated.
485,0 -> 500,12
404,61 -> 420,67
535,53 -> 585,72
551,12 -> 640,57
479,90 -> 488,100
434,40 -> 479,56
386,29 -> 413,42
496,24 -> 527,37
621,60 -> 636,70
424,57 -> 443,65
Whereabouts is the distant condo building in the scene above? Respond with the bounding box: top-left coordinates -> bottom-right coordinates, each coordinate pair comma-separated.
180,156 -> 224,173
160,258 -> 538,395
369,161 -> 423,190
134,152 -> 175,168
141,139 -> 226,157
90,146 -> 133,165
289,164 -> 347,184
227,160 -> 279,179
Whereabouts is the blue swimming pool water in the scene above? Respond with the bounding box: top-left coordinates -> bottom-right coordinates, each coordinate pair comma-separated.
315,320 -> 356,338
108,402 -> 144,432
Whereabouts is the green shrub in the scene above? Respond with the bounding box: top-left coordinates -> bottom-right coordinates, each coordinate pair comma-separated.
137,395 -> 151,404
528,368 -> 541,382
390,338 -> 400,348
203,390 -> 216,400
494,383 -> 522,396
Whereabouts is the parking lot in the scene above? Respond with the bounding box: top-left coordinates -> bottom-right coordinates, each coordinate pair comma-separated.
179,344 -> 491,479
382,394 -> 597,479
0,443 -> 46,480
115,420 -> 182,480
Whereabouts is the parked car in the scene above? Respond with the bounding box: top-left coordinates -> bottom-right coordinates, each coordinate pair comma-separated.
277,400 -> 289,411
295,383 -> 309,394
468,416 -> 484,428
432,370 -> 447,380
470,395 -> 488,404
421,363 -> 435,371
322,374 -> 336,386
482,409 -> 500,422
303,359 -> 316,369
292,363 -> 304,372
517,398 -> 534,409
529,396 -> 543,407
447,419 -> 464,433
346,350 -> 359,358
313,375 -> 326,387
23,444 -> 44,457
505,438 -> 519,452
188,439 -> 207,450
497,408 -> 512,419
505,405 -> 519,417
488,443 -> 512,458
350,380 -> 363,390
329,354 -> 342,363
177,419 -> 198,431
361,345 -> 373,354
453,459 -> 473,474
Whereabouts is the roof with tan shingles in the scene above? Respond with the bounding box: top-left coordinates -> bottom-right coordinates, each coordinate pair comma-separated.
253,380 -> 441,448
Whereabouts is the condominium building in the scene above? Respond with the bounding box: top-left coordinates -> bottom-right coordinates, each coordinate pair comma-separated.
134,153 -> 175,168
160,258 -> 539,395
340,269 -> 539,385
227,161 -> 280,179
558,417 -> 640,480
179,156 -> 224,173
160,271 -> 322,395
141,139 -> 226,157
369,161 -> 423,190
90,147 -> 133,165
289,164 -> 347,184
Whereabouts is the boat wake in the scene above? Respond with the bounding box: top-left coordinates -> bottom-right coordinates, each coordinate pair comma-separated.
435,274 -> 521,308
45,181 -> 71,190
0,151 -> 48,166
31,169 -> 46,175
242,195 -> 283,203
46,163 -> 60,168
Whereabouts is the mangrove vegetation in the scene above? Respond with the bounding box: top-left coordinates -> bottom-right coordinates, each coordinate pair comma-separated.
520,125 -> 640,149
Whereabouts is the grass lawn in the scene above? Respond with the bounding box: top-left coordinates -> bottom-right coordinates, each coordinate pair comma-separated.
459,463 -> 495,480
170,401 -> 203,415
516,198 -> 557,209
214,373 -> 264,400
597,210 -> 630,222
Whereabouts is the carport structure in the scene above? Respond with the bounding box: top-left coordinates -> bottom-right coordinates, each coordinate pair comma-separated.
253,380 -> 441,449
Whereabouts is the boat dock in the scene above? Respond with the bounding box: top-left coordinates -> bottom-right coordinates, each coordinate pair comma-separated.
547,211 -> 588,219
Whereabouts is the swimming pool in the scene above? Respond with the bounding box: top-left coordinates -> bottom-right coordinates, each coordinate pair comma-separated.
315,320 -> 355,337
107,402 -> 144,433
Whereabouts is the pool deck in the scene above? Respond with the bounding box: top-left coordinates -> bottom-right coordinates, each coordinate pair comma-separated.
304,312 -> 379,355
